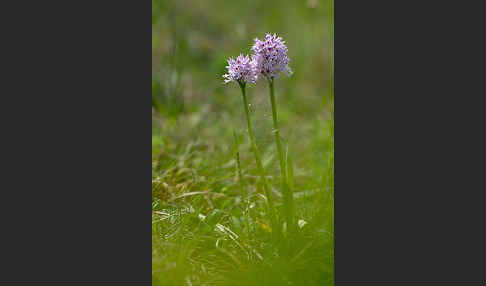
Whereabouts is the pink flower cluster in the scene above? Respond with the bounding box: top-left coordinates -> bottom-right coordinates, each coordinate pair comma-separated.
223,33 -> 291,85
223,54 -> 258,85
251,33 -> 292,79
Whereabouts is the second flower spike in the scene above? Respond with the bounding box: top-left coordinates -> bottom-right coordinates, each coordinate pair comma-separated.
251,33 -> 292,79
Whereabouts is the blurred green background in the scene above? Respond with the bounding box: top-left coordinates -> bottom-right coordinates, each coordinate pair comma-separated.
152,0 -> 333,285
152,0 -> 332,119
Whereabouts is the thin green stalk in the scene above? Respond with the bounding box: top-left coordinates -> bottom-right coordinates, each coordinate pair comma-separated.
234,129 -> 251,240
238,82 -> 277,235
329,0 -> 335,278
233,130 -> 243,185
268,77 -> 294,231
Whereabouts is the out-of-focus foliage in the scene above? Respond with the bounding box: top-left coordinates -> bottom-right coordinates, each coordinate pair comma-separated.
152,0 -> 332,119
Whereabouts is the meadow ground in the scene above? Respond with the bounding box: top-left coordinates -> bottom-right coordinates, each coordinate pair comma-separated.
152,0 -> 333,285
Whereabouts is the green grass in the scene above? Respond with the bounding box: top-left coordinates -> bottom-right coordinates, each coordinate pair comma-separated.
152,0 -> 333,285
152,113 -> 333,285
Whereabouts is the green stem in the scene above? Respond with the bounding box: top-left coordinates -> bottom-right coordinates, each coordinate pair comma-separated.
268,77 -> 294,231
234,130 -> 251,240
329,0 -> 335,278
233,130 -> 243,186
239,82 -> 277,234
